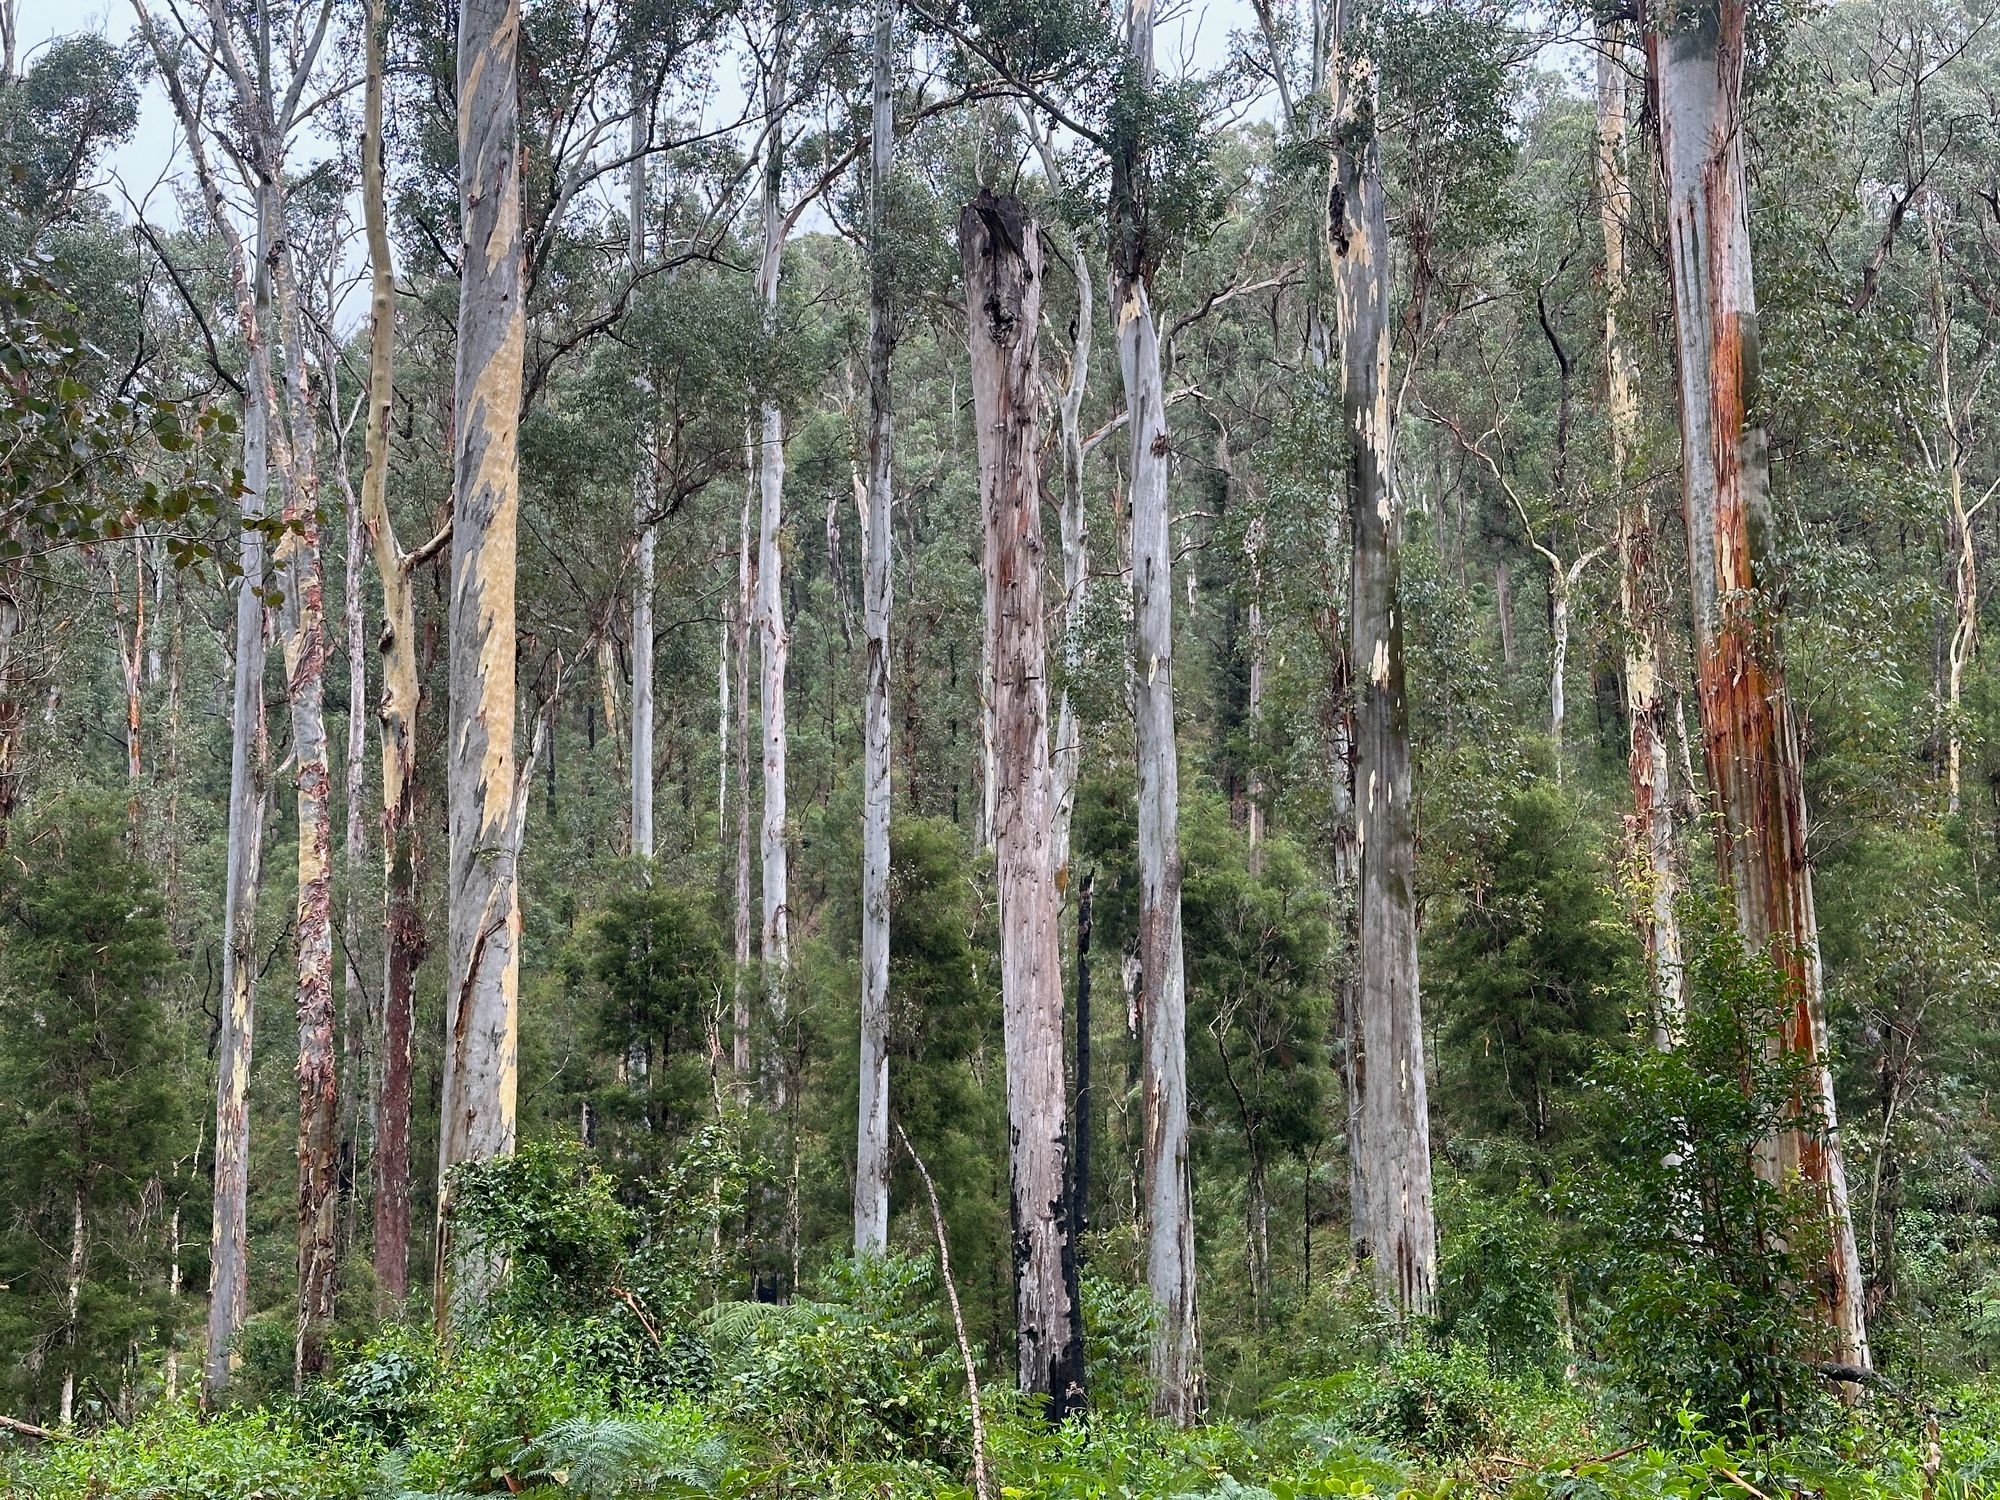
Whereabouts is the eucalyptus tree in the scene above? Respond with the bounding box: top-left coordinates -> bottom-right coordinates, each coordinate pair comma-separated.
357,0 -> 428,1308
854,0 -> 899,1257
1596,18 -> 1682,1031
963,188 -> 1085,1420
437,0 -> 528,1322
1327,0 -> 1434,1319
1106,0 -> 1200,1416
131,0 -> 347,1396
1650,0 -> 1869,1370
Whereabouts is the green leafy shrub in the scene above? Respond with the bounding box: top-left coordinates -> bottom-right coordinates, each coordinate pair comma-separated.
1564,904 -> 1839,1437
702,1255 -> 968,1465
3,1404 -> 372,1499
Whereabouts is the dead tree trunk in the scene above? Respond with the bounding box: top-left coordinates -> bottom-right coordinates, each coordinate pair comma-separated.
438,0 -> 526,1325
854,0 -> 896,1259
963,190 -> 1085,1421
1330,3 -> 1436,1320
1650,0 -> 1869,1369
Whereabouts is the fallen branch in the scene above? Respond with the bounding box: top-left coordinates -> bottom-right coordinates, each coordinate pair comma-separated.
1717,1464 -> 1774,1500
0,1414 -> 54,1441
898,1123 -> 990,1500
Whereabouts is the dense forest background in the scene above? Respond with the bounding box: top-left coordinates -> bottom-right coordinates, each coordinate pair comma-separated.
4,0 -> 2000,1492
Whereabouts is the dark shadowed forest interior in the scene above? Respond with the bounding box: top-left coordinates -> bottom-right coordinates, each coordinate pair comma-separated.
4,0 -> 2000,1493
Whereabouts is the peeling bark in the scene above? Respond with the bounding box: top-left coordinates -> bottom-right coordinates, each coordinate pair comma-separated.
1598,22 -> 1683,1035
1113,0 -> 1199,1421
438,0 -> 526,1325
1649,0 -> 1868,1368
359,0 -> 423,1308
963,191 -> 1084,1420
263,165 -> 340,1386
1330,3 -> 1436,1320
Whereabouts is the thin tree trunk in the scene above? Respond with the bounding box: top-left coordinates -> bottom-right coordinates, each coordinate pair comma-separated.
438,0 -> 526,1326
265,167 -> 340,1388
340,397 -> 369,1256
1598,22 -> 1682,1035
357,0 -> 422,1308
1927,209 -> 1978,818
109,533 -> 145,848
1650,0 -> 1868,1369
733,453 -> 755,1082
60,1187 -> 84,1426
1071,870 -> 1093,1255
629,104 -> 656,868
977,613 -> 997,854
1330,6 -> 1436,1319
963,191 -> 1085,1421
204,265 -> 272,1411
1113,0 -> 1198,1421
854,0 -> 896,1259
0,568 -> 27,844
1246,515 -> 1267,873
1023,115 -> 1092,884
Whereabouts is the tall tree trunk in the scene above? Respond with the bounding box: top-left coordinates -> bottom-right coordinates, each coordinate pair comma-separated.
1598,21 -> 1682,1034
854,0 -> 896,1259
206,283 -> 271,1411
1113,0 -> 1199,1422
1649,0 -> 1868,1369
340,396 -> 369,1257
438,0 -> 525,1325
755,37 -> 793,1052
131,1 -> 315,1395
265,171 -> 340,1388
733,455 -> 755,1081
358,0 -> 422,1308
629,105 -> 656,868
963,191 -> 1085,1421
1330,8 -> 1436,1319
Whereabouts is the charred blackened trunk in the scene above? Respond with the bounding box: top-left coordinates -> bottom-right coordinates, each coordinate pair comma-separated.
963,191 -> 1085,1421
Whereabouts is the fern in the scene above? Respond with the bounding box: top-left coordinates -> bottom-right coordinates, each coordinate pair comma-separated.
696,1297 -> 848,1376
513,1411 -> 731,1498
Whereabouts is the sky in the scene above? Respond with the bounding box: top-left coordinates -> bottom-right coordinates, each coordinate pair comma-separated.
18,0 -> 1273,230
